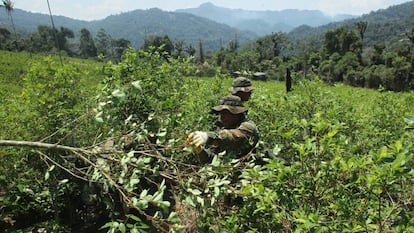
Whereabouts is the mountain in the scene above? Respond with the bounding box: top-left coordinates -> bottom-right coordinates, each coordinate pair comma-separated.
175,2 -> 356,35
288,1 -> 414,49
0,8 -> 257,52
0,8 -> 89,34
87,8 -> 257,52
2,1 -> 412,54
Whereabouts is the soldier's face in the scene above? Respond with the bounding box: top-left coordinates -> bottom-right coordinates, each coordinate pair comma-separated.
219,110 -> 241,128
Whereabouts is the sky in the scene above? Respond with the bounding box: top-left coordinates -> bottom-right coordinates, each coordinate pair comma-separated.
12,0 -> 412,21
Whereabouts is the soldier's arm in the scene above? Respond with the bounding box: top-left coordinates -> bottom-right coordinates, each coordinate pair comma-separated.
207,121 -> 259,150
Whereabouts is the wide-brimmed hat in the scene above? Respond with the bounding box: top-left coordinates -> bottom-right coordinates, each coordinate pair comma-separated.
229,77 -> 255,94
211,95 -> 247,114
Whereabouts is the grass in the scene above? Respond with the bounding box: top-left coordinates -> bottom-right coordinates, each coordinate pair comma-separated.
0,50 -> 104,96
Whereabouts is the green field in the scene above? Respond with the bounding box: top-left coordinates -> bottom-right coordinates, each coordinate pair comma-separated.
0,51 -> 103,94
1,50 -> 414,232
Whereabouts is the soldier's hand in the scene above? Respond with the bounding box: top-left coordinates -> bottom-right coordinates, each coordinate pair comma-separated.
187,131 -> 208,147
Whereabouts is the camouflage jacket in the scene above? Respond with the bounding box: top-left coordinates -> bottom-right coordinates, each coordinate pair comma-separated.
206,120 -> 259,159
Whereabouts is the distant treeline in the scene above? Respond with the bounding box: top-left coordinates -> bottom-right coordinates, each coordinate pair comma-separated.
1,21 -> 413,91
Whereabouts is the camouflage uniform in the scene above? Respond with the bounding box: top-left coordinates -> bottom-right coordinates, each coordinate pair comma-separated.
206,120 -> 259,158
189,95 -> 259,161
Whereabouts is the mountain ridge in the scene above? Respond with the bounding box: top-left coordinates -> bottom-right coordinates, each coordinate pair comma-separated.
175,2 -> 356,35
1,1 -> 413,53
0,7 -> 257,52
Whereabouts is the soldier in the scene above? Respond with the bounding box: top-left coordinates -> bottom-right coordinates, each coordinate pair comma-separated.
229,77 -> 255,102
187,95 -> 259,162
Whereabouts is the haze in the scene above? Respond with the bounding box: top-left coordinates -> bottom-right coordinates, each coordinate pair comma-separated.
12,0 -> 412,21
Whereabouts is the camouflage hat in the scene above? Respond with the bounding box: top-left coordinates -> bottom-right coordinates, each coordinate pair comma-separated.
211,95 -> 247,114
230,77 -> 255,94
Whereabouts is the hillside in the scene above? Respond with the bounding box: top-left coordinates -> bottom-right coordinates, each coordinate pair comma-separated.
87,8 -> 256,52
0,8 -> 89,35
0,8 -> 257,52
176,2 -> 356,35
288,0 -> 414,49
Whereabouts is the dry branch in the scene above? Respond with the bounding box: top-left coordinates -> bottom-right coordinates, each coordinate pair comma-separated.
0,139 -> 92,154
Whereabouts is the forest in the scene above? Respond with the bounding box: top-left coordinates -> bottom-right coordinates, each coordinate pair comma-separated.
1,1 -> 414,232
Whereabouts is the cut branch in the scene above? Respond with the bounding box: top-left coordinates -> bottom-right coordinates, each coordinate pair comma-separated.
0,139 -> 92,154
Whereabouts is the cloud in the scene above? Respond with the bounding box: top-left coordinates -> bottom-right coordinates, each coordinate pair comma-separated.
316,0 -> 408,15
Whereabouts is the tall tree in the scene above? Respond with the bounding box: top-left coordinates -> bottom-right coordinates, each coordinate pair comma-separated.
173,39 -> 185,58
185,44 -> 196,57
79,28 -> 97,58
356,21 -> 368,42
142,35 -> 174,57
255,32 -> 286,62
0,27 -> 11,49
29,25 -> 74,54
95,28 -> 112,58
371,42 -> 385,65
30,25 -> 56,52
1,0 -> 17,47
228,33 -> 239,52
323,30 -> 341,57
198,38 -> 204,63
46,0 -> 63,65
323,27 -> 360,57
112,38 -> 131,62
406,27 -> 414,48
57,27 -> 74,54
356,21 -> 368,51
271,32 -> 286,57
